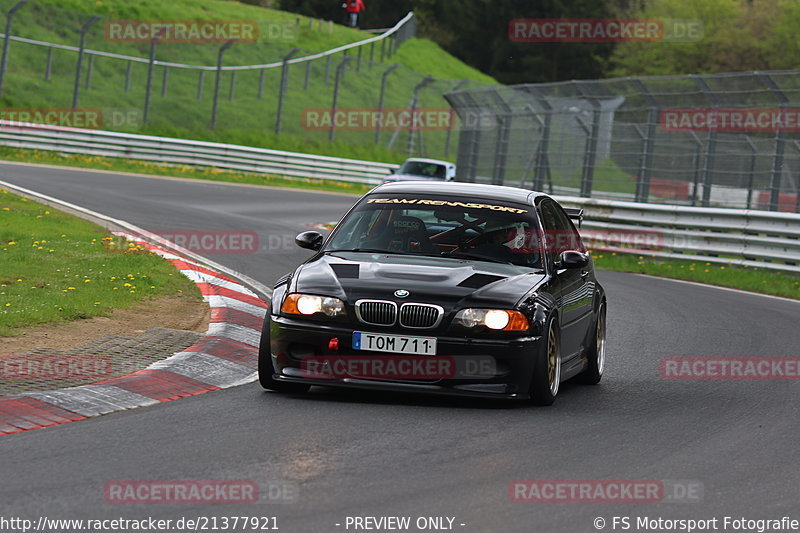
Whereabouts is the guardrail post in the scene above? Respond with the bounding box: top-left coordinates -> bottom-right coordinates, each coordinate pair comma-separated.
275,48 -> 300,135
71,15 -> 100,108
196,71 -> 204,100
0,0 -> 27,94
374,64 -> 399,145
44,47 -> 53,82
124,61 -> 132,92
328,56 -> 352,142
210,40 -> 235,129
143,41 -> 156,124
161,66 -> 169,97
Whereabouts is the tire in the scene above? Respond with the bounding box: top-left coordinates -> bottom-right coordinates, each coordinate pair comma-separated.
258,316 -> 310,394
530,316 -> 561,406
577,301 -> 606,385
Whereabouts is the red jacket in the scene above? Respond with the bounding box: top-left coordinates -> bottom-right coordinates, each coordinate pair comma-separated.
345,0 -> 365,13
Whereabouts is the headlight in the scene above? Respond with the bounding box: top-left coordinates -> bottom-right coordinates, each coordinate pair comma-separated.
281,294 -> 345,317
454,309 -> 529,331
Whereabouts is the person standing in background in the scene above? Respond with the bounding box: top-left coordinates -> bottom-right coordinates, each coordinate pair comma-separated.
342,0 -> 366,29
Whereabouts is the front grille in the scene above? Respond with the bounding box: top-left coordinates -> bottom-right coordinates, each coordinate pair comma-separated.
355,300 -> 397,326
399,304 -> 443,329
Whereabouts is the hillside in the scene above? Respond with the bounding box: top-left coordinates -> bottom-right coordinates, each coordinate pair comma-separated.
0,0 -> 497,162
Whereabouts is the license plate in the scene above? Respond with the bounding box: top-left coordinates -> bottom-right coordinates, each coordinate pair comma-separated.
353,332 -> 437,355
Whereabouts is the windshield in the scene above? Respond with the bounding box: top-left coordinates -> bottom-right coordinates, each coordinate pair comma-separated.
326,196 -> 542,268
397,161 -> 447,179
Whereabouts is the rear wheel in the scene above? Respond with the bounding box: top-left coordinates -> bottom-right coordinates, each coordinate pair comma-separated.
258,316 -> 310,394
530,316 -> 561,406
577,301 -> 606,385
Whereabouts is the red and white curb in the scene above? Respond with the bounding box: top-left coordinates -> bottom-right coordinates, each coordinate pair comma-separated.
0,232 -> 268,436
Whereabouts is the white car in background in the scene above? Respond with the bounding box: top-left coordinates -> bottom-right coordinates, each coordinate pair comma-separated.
384,158 -> 457,183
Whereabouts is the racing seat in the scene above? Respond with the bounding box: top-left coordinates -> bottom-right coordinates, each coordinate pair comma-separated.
363,215 -> 437,254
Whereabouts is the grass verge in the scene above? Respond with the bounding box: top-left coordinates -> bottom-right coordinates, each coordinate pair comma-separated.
0,188 -> 201,336
593,251 -> 800,300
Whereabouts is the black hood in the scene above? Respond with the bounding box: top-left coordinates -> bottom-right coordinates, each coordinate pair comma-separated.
292,251 -> 546,310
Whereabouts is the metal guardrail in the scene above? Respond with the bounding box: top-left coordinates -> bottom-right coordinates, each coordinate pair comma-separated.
555,196 -> 800,273
0,121 -> 395,184
0,121 -> 797,273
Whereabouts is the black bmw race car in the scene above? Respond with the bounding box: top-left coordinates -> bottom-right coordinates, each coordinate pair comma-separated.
259,182 -> 606,405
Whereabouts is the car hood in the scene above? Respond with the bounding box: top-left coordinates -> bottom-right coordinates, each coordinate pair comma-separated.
293,252 -> 546,310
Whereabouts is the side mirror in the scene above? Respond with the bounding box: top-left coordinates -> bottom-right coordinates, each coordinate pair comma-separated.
556,250 -> 589,269
295,231 -> 324,251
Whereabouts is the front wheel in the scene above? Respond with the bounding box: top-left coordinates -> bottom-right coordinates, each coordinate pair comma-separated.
530,316 -> 561,406
258,315 -> 310,394
577,301 -> 606,385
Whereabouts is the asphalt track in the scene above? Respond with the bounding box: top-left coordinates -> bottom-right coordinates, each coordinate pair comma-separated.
1,162 -> 800,532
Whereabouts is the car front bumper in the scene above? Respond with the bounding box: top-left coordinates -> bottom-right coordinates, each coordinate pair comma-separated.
269,315 -> 544,400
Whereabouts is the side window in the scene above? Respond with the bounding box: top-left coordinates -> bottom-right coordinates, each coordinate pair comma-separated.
540,200 -> 584,255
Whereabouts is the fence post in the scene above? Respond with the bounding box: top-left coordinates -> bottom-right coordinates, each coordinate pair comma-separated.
72,15 -> 100,108
85,54 -> 93,89
374,64 -> 399,145
444,80 -> 468,159
324,55 -> 332,84
328,56 -> 352,142
630,80 -> 657,203
356,46 -> 362,72
303,60 -> 311,90
124,61 -> 132,92
210,40 -> 235,129
161,66 -> 169,97
405,76 -> 434,155
275,48 -> 300,135
744,137 -> 757,209
44,47 -> 53,82
196,71 -> 204,100
760,73 -> 788,212
0,0 -> 27,94
258,68 -> 265,98
691,75 -> 719,207
142,43 -> 157,124
228,71 -> 235,101
488,89 -> 512,185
